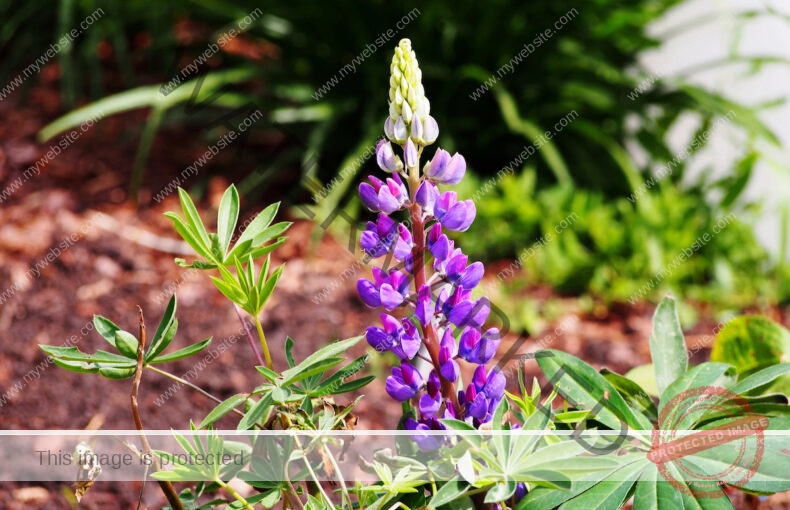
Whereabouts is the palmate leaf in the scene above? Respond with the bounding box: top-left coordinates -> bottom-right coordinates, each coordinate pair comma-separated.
536,349 -> 653,431
43,295 -> 210,379
166,185 -> 291,270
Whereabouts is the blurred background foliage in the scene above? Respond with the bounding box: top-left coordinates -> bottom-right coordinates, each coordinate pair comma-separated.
3,0 -> 789,328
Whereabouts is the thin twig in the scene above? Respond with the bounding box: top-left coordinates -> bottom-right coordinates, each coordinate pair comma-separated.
146,366 -> 245,418
234,304 -> 266,367
131,307 -> 185,510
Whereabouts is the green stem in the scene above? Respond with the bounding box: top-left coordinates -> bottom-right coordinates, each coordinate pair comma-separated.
216,479 -> 254,510
146,366 -> 245,418
254,315 -> 274,369
324,441 -> 352,508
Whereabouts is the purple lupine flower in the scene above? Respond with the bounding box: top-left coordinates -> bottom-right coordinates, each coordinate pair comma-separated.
358,40 -> 506,447
365,313 -> 420,359
415,180 -> 439,216
404,417 -> 440,451
438,329 -> 460,382
434,191 -> 476,231
360,214 -> 413,260
426,149 -> 466,185
357,268 -> 410,311
386,362 -> 423,401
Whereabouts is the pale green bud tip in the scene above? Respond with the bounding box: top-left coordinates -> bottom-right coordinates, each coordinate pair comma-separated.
388,39 -> 430,127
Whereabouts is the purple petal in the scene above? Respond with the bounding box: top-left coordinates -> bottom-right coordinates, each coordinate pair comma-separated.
356,279 -> 381,307
410,117 -> 423,141
468,393 -> 488,419
400,362 -> 422,388
360,230 -> 383,257
440,360 -> 460,382
458,262 -> 484,289
384,117 -> 396,140
404,138 -> 418,168
427,370 -> 441,397
443,153 -> 467,185
415,180 -> 437,214
419,393 -> 440,417
470,336 -> 499,364
483,370 -> 506,399
377,188 -> 400,214
386,375 -> 416,401
366,327 -> 390,352
359,183 -> 379,211
458,201 -> 476,232
394,117 -> 408,142
430,234 -> 451,261
379,283 -> 404,310
376,139 -> 399,172
473,365 -> 487,391
447,300 -> 473,326
459,328 -> 480,361
440,202 -> 469,231
427,149 -> 450,180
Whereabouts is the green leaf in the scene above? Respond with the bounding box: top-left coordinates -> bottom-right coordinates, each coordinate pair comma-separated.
440,419 -> 482,448
50,358 -> 100,374
536,349 -> 652,430
256,365 -> 279,383
217,184 -> 240,258
484,480 -> 517,504
285,337 -> 296,368
165,212 -> 213,262
632,464 -> 683,510
281,336 -> 363,384
98,365 -> 137,379
257,265 -> 284,310
232,202 -> 279,251
601,368 -> 658,420
178,188 -> 211,250
40,345 -> 134,364
649,296 -> 688,396
237,394 -> 273,430
93,315 -> 122,348
688,444 -> 790,494
332,375 -> 376,394
428,478 -> 469,508
732,363 -> 790,395
114,330 -> 139,359
151,337 -> 212,363
557,459 -> 647,510
210,276 -> 245,306
513,469 -> 571,490
281,357 -> 345,387
146,295 -> 177,362
198,393 -> 247,429
658,362 -> 736,425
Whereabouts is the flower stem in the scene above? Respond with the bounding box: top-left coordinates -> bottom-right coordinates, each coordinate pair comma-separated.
234,304 -> 265,367
254,315 -> 274,370
216,479 -> 254,510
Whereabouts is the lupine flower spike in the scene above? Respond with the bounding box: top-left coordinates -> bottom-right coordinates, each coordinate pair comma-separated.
357,39 -> 506,454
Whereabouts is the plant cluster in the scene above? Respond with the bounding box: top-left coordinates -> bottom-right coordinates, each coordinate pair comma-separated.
38,40 -> 790,510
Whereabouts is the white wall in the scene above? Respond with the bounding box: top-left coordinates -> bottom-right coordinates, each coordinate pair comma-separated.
639,0 -> 790,259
